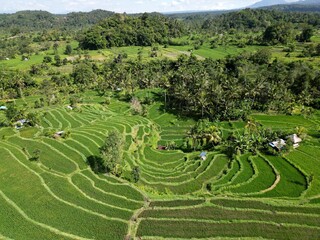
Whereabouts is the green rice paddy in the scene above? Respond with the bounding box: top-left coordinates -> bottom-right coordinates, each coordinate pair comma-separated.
0,93 -> 319,239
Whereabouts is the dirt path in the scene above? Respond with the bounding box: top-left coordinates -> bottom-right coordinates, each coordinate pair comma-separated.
260,174 -> 280,193
126,198 -> 150,239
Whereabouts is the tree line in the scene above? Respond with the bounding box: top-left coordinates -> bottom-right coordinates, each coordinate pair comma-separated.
1,8 -> 319,60
78,13 -> 185,49
201,9 -> 320,33
0,10 -> 115,34
2,48 -> 319,122
77,9 -> 319,51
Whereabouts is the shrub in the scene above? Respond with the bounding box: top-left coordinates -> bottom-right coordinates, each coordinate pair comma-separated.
131,166 -> 140,183
130,97 -> 142,115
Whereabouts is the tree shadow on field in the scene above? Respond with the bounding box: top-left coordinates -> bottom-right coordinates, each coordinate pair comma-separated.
154,92 -> 199,121
288,179 -> 307,187
309,132 -> 320,139
87,155 -> 105,174
158,104 -> 193,120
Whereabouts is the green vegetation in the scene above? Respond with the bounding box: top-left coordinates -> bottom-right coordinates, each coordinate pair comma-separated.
0,6 -> 320,240
137,220 -> 320,239
79,13 -> 184,49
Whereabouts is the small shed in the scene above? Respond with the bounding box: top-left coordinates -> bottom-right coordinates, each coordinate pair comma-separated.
66,105 -> 73,110
157,145 -> 167,150
0,106 -> 7,110
200,151 -> 207,160
14,119 -> 29,129
269,139 -> 286,151
287,134 -> 302,148
18,119 -> 28,124
54,131 -> 65,138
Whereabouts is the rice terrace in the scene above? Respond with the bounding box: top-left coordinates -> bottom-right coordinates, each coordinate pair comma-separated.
1,1 -> 320,240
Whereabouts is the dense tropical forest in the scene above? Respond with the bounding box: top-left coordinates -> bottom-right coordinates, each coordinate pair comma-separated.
1,5 -> 320,239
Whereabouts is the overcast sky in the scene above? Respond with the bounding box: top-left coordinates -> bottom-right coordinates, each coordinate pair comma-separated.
0,0 -> 278,14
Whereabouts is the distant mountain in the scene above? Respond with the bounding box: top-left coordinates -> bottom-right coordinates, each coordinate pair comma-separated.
249,0 -> 320,8
249,0 -> 291,8
298,0 -> 320,4
262,3 -> 320,11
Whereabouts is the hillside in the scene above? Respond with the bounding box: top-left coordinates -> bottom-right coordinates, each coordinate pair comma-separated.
0,91 -> 319,239
249,0 -> 320,8
0,6 -> 320,240
261,3 -> 320,11
78,13 -> 185,49
0,9 -> 115,32
249,0 -> 289,8
299,0 -> 320,4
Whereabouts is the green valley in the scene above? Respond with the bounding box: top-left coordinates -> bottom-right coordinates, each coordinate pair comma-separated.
0,6 -> 320,240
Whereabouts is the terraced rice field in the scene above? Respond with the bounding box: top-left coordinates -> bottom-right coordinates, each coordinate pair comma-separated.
0,97 -> 320,239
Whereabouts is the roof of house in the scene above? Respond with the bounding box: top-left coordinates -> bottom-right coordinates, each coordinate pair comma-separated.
17,119 -> 28,124
287,134 -> 302,144
157,145 -> 167,150
0,106 -> 7,110
200,151 -> 207,157
269,139 -> 286,150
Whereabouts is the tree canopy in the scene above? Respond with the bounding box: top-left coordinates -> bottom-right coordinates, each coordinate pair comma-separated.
79,13 -> 185,49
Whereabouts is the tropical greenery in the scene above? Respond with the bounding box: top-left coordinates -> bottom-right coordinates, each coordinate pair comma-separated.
0,5 -> 320,240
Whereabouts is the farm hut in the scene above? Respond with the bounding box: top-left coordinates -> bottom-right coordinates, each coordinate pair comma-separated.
66,105 -> 73,110
269,139 -> 286,151
14,119 -> 29,129
0,106 -> 7,110
200,151 -> 207,160
158,145 -> 167,150
287,134 -> 302,148
54,131 -> 65,138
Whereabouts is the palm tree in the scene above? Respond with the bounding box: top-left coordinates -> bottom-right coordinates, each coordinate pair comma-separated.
12,71 -> 25,98
203,125 -> 221,147
296,126 -> 307,140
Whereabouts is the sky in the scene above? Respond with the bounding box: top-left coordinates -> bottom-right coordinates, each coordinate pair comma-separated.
0,0 -> 283,14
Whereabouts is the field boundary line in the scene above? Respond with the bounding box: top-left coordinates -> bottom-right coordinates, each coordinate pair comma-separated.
0,188 -> 91,240
0,233 -> 14,240
52,109 -> 72,128
127,198 -> 150,239
19,136 -> 80,172
48,111 -> 63,129
137,217 -> 320,229
0,145 -> 128,224
260,174 -> 281,193
81,170 -> 149,202
68,175 -> 135,213
78,172 -> 144,204
282,155 -> 309,198
139,236 -> 270,240
211,158 -> 240,190
66,139 -> 94,156
61,108 -> 85,126
71,133 -> 101,148
214,155 -> 247,193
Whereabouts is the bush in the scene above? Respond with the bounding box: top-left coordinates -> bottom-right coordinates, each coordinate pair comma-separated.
131,166 -> 140,183
104,96 -> 111,105
130,97 -> 142,115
